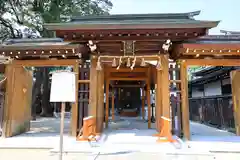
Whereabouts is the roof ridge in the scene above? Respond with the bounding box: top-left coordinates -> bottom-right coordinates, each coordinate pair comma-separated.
220,30 -> 240,35
199,35 -> 240,40
3,38 -> 63,45
71,11 -> 201,21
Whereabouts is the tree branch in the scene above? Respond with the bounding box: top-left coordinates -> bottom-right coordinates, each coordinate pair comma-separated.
8,0 -> 23,24
0,17 -> 17,38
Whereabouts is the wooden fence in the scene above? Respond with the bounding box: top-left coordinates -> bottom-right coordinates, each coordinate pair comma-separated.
189,95 -> 235,131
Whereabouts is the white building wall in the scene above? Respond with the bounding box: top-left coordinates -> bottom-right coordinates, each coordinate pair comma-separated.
191,88 -> 204,98
204,81 -> 222,96
222,78 -> 231,85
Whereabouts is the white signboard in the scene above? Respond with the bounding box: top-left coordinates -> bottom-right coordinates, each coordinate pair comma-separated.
50,71 -> 76,102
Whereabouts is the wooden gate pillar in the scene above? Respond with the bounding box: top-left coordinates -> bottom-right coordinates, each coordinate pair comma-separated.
155,69 -> 162,132
3,63 -> 33,137
231,71 -> 240,136
96,64 -> 104,133
155,55 -> 172,140
88,56 -> 105,134
89,56 -> 98,132
160,55 -> 171,137
71,61 -> 79,136
180,62 -> 190,140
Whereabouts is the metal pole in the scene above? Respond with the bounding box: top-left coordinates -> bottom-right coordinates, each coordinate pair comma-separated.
59,102 -> 65,160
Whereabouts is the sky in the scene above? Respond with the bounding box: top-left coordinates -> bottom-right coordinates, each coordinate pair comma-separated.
110,0 -> 239,34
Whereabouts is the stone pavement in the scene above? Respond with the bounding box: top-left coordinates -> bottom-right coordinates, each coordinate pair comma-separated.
1,149 -> 240,160
1,117 -> 240,159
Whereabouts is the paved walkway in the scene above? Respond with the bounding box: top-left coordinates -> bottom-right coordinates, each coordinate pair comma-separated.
1,149 -> 240,160
0,117 -> 240,154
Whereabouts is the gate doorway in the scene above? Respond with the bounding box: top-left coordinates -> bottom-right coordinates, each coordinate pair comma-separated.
104,66 -> 152,130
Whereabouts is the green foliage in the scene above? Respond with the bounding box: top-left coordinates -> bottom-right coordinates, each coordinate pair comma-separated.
0,0 -> 113,39
0,0 -> 113,72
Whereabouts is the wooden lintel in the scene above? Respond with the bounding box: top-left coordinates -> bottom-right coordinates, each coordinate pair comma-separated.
106,67 -> 148,73
183,59 -> 240,66
13,59 -> 78,66
78,80 -> 90,83
108,77 -> 147,81
170,80 -> 181,83
111,84 -> 142,88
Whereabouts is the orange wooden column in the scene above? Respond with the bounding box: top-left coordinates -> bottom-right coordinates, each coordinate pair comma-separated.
180,62 -> 190,140
141,88 -> 145,120
155,69 -> 162,132
105,79 -> 110,128
147,67 -> 151,128
89,57 -> 98,131
111,89 -> 115,121
231,71 -> 240,136
156,55 -> 173,142
96,65 -> 104,133
147,82 -> 151,129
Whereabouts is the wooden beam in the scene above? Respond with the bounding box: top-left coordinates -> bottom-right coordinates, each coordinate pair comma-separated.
184,59 -> 240,66
230,71 -> 240,136
170,80 -> 181,83
108,77 -> 147,81
106,67 -> 148,73
13,59 -> 78,66
180,62 -> 190,140
78,80 -> 90,83
71,61 -> 79,136
110,72 -> 146,77
112,84 -> 142,88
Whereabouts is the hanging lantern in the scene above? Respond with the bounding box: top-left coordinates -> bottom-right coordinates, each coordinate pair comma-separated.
126,57 -> 131,67
112,57 -> 117,67
140,58 -> 146,67
156,58 -> 162,70
96,57 -> 102,70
